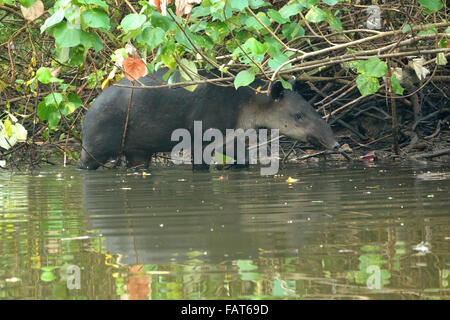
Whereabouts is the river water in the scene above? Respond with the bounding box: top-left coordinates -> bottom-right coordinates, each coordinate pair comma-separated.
0,162 -> 449,299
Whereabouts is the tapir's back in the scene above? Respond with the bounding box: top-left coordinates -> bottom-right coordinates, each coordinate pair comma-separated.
80,70 -> 256,169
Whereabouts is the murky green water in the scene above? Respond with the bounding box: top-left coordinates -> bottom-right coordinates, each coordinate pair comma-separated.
0,162 -> 449,300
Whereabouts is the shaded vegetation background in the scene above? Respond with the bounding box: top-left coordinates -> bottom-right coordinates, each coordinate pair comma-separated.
0,0 -> 449,169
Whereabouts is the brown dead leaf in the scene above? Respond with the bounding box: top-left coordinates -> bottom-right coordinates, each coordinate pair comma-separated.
21,0 -> 44,21
149,0 -> 171,15
123,56 -> 148,81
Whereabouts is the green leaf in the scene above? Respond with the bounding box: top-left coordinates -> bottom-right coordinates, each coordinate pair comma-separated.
282,22 -> 305,40
68,45 -> 85,66
36,67 -> 52,84
418,0 -> 443,13
80,31 -> 103,51
365,57 -> 387,77
37,101 -> 60,129
150,12 -> 176,32
205,22 -> 229,42
268,53 -> 291,71
267,9 -> 289,24
305,6 -> 327,23
280,3 -> 302,19
138,27 -> 165,51
44,92 -> 63,107
298,0 -> 318,9
234,69 -> 255,89
279,77 -> 292,90
417,28 -> 437,36
191,6 -> 211,18
244,37 -> 267,55
120,14 -> 146,33
322,0 -> 342,5
19,0 -> 36,8
248,0 -> 270,9
390,74 -> 404,95
40,9 -> 65,33
179,59 -> 200,92
4,119 -> 12,137
53,22 -> 82,48
445,26 -> 450,35
81,8 -> 110,30
230,0 -> 248,11
402,24 -> 412,33
356,74 -> 380,96
62,93 -> 83,115
160,41 -> 176,69
64,6 -> 80,25
245,12 -> 271,31
325,9 -> 342,32
77,0 -> 108,11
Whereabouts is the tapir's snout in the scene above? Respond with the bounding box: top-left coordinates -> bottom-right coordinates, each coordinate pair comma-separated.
305,124 -> 339,151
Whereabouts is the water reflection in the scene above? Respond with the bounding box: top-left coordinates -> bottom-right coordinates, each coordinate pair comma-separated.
0,163 -> 449,299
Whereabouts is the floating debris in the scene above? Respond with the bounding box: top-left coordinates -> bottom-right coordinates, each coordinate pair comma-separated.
412,241 -> 430,253
416,172 -> 450,181
61,236 -> 90,241
286,177 -> 299,183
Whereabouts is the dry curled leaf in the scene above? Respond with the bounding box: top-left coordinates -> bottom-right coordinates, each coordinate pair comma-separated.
20,0 -> 44,22
408,57 -> 430,81
149,0 -> 171,16
175,0 -> 202,17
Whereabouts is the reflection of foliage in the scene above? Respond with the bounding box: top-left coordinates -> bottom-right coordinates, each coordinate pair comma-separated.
237,259 -> 260,281
273,279 -> 296,297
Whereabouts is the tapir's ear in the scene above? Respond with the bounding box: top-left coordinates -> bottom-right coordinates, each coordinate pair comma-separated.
270,81 -> 284,100
289,76 -> 301,92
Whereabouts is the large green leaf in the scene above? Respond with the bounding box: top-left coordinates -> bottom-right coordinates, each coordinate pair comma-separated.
234,69 -> 255,89
36,67 -> 52,84
120,14 -> 146,32
230,0 -> 248,11
298,0 -> 318,9
40,9 -> 65,33
418,0 -> 443,12
280,3 -> 302,19
356,74 -> 380,96
138,27 -> 165,51
305,6 -> 327,23
53,22 -> 82,48
267,9 -> 289,24
81,8 -> 110,30
364,57 -> 387,77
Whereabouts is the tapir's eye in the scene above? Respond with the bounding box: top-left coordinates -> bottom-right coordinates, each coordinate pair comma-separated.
295,113 -> 303,121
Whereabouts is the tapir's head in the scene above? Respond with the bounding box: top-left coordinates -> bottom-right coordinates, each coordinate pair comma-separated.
258,81 -> 339,151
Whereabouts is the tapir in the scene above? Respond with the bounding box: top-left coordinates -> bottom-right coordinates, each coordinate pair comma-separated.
79,69 -> 339,170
